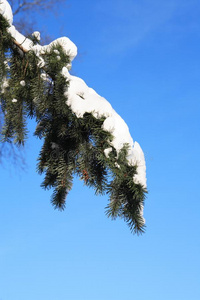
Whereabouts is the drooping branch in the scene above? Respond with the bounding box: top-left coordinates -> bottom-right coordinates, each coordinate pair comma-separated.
0,0 -> 147,234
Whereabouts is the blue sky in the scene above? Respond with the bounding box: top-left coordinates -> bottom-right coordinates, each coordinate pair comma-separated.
0,0 -> 200,299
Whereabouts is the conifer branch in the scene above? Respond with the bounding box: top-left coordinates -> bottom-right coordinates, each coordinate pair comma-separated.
0,1 -> 147,234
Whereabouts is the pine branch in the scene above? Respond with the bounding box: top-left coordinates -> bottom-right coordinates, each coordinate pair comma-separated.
0,3 -> 147,234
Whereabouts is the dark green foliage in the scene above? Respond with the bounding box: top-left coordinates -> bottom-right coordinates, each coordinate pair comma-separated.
0,15 -> 147,234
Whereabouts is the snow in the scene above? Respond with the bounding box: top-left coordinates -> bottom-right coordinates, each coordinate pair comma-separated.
61,66 -> 70,79
0,0 -> 13,25
64,74 -> 147,188
53,49 -> 60,54
20,80 -> 26,87
0,0 -> 147,190
7,25 -> 34,50
39,37 -> 77,61
0,1 -> 77,65
1,77 -> 9,93
40,72 -> 52,84
131,142 -> 146,187
31,38 -> 77,67
104,147 -> 112,157
32,31 -> 40,41
4,59 -> 10,69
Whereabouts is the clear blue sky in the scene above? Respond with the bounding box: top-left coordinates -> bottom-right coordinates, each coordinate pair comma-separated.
0,0 -> 200,299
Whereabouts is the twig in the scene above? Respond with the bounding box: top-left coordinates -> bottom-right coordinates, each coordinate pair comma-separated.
13,38 -> 29,53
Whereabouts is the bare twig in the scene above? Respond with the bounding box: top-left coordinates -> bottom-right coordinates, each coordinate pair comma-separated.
11,0 -> 65,16
13,38 -> 29,53
10,0 -> 66,44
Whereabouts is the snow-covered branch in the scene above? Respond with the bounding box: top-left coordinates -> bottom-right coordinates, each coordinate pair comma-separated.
0,0 -> 148,233
0,0 -> 146,189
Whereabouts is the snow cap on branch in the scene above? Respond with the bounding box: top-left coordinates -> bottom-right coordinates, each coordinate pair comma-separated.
0,0 -> 13,25
32,31 -> 41,41
0,0 -> 77,64
42,37 -> 77,61
64,73 -> 147,188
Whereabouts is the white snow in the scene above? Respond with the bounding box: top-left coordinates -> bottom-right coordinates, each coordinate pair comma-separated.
53,49 -> 60,55
0,1 -> 77,66
104,147 -> 112,157
36,37 -> 77,62
40,72 -> 52,84
32,31 -> 40,41
61,66 -> 70,79
7,25 -> 34,50
1,77 -> 9,93
0,0 -> 147,191
64,74 -> 147,188
12,98 -> 17,103
4,59 -> 10,69
0,0 -> 13,25
20,80 -> 25,87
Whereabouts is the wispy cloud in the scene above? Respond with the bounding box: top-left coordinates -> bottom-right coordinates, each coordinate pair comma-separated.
94,0 -> 200,55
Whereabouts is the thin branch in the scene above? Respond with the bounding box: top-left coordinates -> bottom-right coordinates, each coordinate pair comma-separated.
13,38 -> 29,53
13,0 -> 62,15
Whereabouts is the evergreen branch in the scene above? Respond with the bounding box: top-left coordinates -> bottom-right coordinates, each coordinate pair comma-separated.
0,3 -> 147,234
